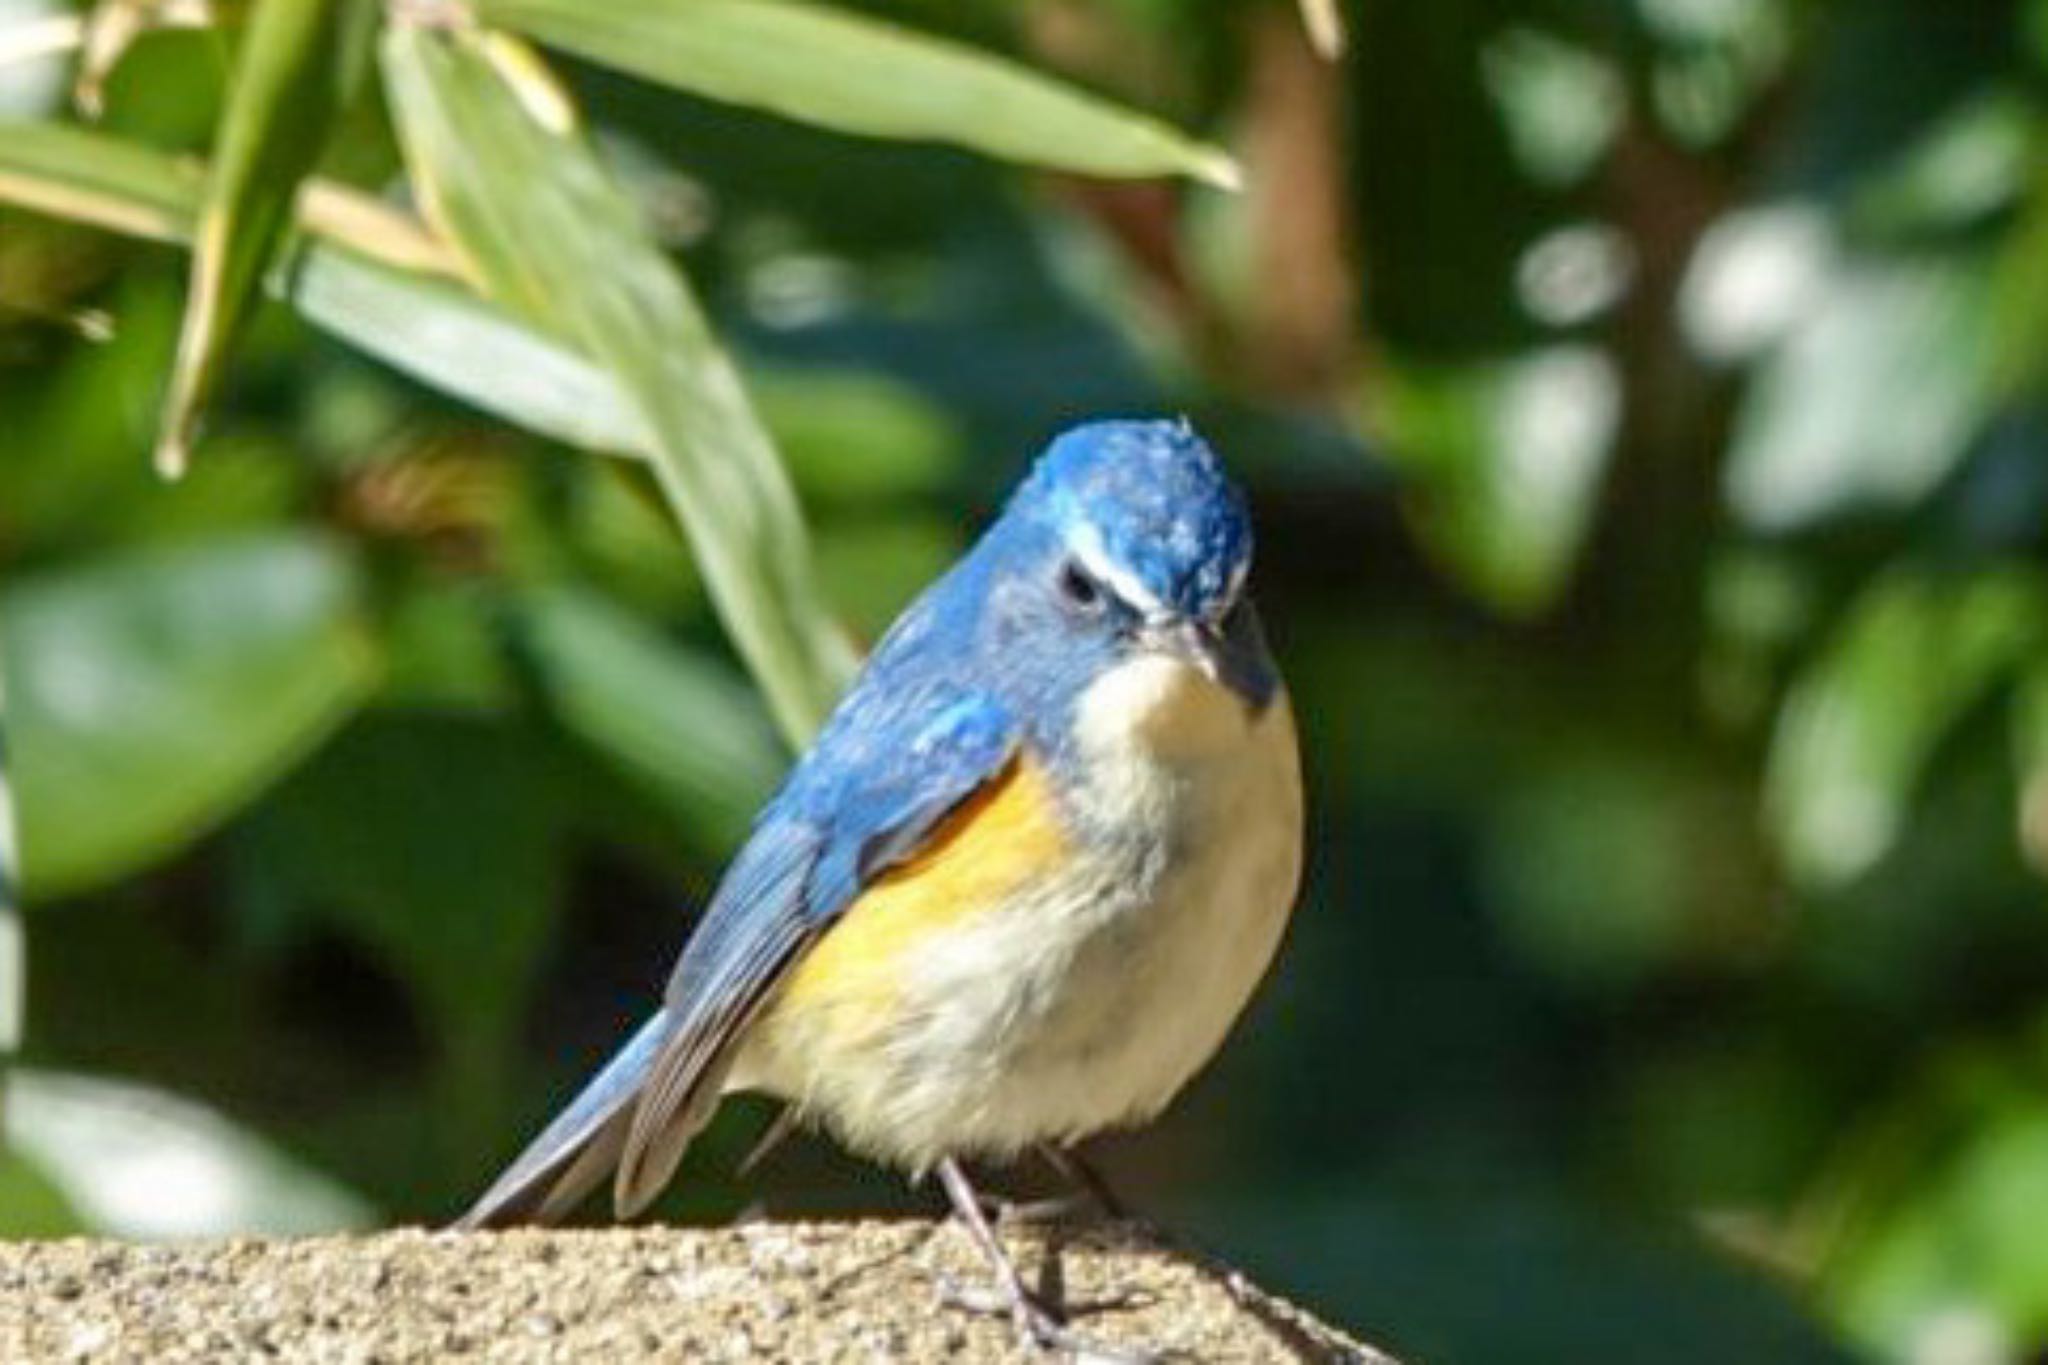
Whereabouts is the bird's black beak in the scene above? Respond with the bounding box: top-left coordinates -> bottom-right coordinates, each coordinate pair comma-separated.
1147,606 -> 1279,712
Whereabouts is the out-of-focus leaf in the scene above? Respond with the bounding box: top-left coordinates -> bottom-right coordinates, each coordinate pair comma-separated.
0,662 -> 19,1079
382,26 -> 854,742
1990,163 -> 2048,399
1378,346 -> 1620,617
2011,661 -> 2048,878
474,0 -> 1238,188
287,242 -> 643,454
1679,203 -> 1837,362
1851,93 -> 2034,237
1766,569 -> 2044,889
519,586 -> 781,850
1813,1047 -> 2048,1359
1726,253 -> 1998,532
0,119 -> 198,242
0,1147 -> 82,1239
0,122 -> 456,276
0,125 -> 636,448
73,0 -> 238,117
1,534 -> 377,900
1480,29 -> 1623,188
750,368 -> 959,504
4,1068 -> 372,1237
157,0 -> 369,478
240,713 -> 568,1147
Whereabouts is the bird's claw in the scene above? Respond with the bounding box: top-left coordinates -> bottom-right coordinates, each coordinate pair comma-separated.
933,1274 -> 1156,1363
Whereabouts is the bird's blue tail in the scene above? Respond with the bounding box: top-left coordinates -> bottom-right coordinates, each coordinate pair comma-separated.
457,1009 -> 672,1228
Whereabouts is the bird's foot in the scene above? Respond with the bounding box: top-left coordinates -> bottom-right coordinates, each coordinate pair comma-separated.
935,1274 -> 1154,1363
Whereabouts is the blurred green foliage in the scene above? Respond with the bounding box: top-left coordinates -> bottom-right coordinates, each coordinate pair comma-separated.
2,0 -> 2048,1362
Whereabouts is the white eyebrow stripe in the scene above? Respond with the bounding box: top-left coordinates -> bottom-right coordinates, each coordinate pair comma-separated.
1218,557 -> 1249,617
1066,522 -> 1164,615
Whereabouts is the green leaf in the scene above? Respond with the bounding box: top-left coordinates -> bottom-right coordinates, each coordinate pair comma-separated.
1,534 -> 378,900
5,1068 -> 372,1237
1766,568 -> 2044,890
1725,253 -> 1999,532
520,586 -> 781,850
1991,162 -> 2048,400
0,121 -> 456,278
382,26 -> 854,743
239,713 -> 569,1151
0,1147 -> 84,1240
157,0 -> 372,478
0,126 -> 641,453
474,0 -> 1239,188
1379,347 -> 1621,617
288,242 -> 646,454
0,119 -> 200,242
1814,1046 -> 2048,1357
0,657 -> 20,1070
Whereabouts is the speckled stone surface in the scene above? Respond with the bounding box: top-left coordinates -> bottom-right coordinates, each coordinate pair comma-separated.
0,1219 -> 1395,1363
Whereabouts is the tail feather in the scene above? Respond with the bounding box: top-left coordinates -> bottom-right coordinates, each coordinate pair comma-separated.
456,1010 -> 672,1229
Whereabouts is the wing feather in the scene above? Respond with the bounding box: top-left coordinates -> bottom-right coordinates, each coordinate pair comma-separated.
610,692 -> 1018,1216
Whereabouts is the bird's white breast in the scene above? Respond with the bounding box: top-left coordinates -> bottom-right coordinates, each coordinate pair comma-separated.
740,653 -> 1304,1171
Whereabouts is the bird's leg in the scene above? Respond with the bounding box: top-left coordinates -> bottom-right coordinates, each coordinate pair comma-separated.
933,1158 -> 1150,1362
1037,1143 -> 1131,1222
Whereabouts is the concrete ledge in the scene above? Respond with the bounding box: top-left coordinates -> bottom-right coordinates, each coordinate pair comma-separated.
0,1219 -> 1396,1362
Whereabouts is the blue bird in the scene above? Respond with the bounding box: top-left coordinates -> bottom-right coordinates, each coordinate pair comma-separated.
461,419 -> 1304,1353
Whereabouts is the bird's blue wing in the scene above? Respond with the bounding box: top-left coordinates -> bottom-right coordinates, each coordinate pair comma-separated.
613,689 -> 1017,1213
458,674 -> 1018,1227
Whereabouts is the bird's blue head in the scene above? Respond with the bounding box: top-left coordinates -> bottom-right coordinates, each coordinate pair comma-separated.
976,419 -> 1275,714
1018,420 -> 1253,623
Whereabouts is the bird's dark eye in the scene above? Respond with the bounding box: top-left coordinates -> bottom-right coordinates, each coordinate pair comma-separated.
1057,560 -> 1103,611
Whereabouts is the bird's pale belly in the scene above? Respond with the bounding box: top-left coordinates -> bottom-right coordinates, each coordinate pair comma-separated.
734,658 -> 1303,1171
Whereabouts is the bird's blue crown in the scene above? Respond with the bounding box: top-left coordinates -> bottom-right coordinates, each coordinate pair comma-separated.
1009,419 -> 1252,621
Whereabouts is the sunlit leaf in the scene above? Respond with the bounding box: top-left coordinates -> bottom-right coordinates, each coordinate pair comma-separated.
1766,568 -> 2044,889
1379,346 -> 1620,616
1,534 -> 378,899
157,0 -> 371,477
474,0 -> 1238,188
0,121 -> 457,277
382,25 -> 854,742
0,126 -> 618,452
4,1068 -> 372,1237
1726,253 -> 1998,532
0,119 -> 198,242
1812,1045 -> 2048,1360
519,586 -> 781,850
287,242 -> 644,454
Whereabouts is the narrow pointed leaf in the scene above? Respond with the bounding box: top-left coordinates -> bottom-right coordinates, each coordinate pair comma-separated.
474,0 -> 1239,188
383,26 -> 854,741
157,0 -> 370,478
0,122 -> 457,279
0,121 -> 198,242
0,125 -> 642,454
289,244 -> 645,453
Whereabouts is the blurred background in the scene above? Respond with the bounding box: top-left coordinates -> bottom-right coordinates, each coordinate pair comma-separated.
4,0 -> 2048,1361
